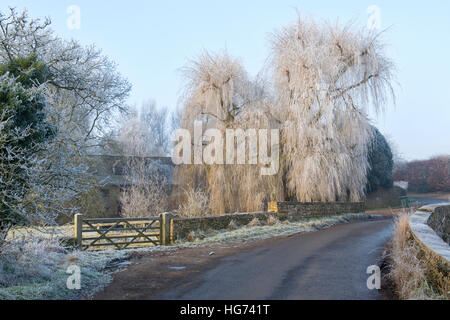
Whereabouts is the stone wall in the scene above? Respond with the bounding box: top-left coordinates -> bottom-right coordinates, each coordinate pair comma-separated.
271,201 -> 365,221
427,204 -> 450,244
171,202 -> 365,241
408,210 -> 449,298
171,212 -> 276,240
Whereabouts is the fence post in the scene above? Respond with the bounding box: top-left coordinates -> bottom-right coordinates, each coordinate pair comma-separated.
74,214 -> 83,249
159,212 -> 173,246
169,218 -> 174,245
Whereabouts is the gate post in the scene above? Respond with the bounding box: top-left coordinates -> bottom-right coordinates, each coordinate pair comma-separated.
159,212 -> 173,246
74,214 -> 83,249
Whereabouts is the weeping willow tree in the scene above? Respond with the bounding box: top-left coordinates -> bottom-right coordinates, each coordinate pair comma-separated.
270,17 -> 395,202
175,16 -> 395,214
175,52 -> 283,214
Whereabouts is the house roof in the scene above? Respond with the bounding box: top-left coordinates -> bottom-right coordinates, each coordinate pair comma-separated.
86,155 -> 175,186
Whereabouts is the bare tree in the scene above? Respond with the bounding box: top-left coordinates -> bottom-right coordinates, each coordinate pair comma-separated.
118,101 -> 171,157
120,157 -> 169,218
117,102 -> 171,217
141,101 -> 171,156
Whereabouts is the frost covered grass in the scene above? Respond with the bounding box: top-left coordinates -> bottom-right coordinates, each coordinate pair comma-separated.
0,236 -> 124,300
175,213 -> 382,246
0,213 -> 384,300
0,235 -> 174,300
6,225 -> 72,241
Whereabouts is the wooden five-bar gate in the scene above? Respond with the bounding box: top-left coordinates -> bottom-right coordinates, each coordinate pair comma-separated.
74,213 -> 173,250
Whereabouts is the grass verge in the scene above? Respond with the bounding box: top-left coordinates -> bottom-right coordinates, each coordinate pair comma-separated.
0,236 -> 174,300
175,212 -> 384,246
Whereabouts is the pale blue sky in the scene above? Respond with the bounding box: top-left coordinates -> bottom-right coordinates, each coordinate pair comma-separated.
3,0 -> 450,160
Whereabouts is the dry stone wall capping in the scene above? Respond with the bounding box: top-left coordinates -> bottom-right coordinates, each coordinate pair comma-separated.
171,202 -> 366,241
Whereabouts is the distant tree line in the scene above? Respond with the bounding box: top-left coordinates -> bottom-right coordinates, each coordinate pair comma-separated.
393,156 -> 450,193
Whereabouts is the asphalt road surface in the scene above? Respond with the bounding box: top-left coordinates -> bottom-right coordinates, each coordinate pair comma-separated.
157,219 -> 394,300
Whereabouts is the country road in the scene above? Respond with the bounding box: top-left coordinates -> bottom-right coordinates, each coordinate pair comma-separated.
155,219 -> 394,300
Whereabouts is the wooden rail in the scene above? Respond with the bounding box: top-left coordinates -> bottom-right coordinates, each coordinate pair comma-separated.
74,213 -> 173,250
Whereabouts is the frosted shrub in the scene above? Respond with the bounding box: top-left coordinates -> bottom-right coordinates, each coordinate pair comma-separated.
118,104 -> 171,218
120,158 -> 169,218
247,218 -> 261,227
178,187 -> 210,218
265,215 -> 280,226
